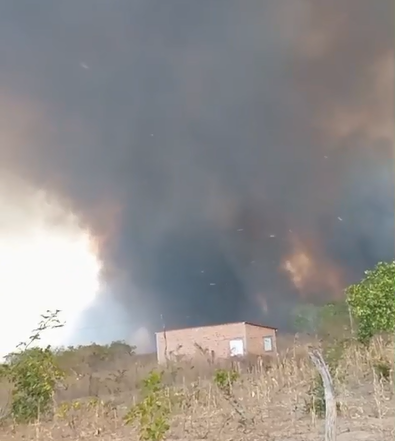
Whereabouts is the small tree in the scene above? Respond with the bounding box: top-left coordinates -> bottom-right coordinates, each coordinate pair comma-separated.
5,310 -> 65,422
346,261 -> 395,343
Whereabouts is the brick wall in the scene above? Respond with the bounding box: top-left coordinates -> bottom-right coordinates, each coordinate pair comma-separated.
245,323 -> 277,355
156,322 -> 246,364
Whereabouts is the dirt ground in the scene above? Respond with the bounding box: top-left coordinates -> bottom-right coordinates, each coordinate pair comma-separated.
1,414 -> 393,441
0,338 -> 393,440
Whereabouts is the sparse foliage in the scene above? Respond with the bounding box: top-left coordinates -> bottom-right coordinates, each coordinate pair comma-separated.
292,304 -> 322,334
292,301 -> 351,337
0,332 -> 393,440
373,358 -> 392,382
304,343 -> 345,419
305,374 -> 326,418
305,349 -> 342,421
213,368 -> 239,396
213,368 -> 251,426
305,373 -> 342,419
346,261 -> 395,343
0,298 -> 392,439
124,370 -> 172,441
4,310 -> 65,423
318,301 -> 351,337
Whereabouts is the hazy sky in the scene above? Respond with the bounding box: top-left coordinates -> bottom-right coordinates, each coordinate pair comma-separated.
0,0 -> 393,349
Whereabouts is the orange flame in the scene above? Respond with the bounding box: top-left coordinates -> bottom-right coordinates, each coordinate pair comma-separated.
282,233 -> 344,299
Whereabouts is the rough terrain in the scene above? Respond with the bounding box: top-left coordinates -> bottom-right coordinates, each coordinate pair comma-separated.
0,337 -> 393,440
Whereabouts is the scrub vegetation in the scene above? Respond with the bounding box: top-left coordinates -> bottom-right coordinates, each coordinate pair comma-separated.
0,261 -> 394,440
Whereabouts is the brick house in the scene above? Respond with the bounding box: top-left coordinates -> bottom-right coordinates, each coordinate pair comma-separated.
155,321 -> 277,364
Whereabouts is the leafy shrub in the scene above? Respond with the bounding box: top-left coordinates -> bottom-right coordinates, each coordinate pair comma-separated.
213,368 -> 239,396
347,261 -> 395,343
124,370 -> 172,441
4,310 -> 65,423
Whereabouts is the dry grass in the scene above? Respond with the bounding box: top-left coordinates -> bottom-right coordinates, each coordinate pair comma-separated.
0,336 -> 394,441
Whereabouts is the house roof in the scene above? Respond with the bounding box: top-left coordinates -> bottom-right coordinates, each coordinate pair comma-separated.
155,320 -> 277,334
243,321 -> 278,331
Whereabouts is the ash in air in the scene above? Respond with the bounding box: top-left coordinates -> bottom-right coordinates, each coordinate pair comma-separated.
0,0 -> 393,348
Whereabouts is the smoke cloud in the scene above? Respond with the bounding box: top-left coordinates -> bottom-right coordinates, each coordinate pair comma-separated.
0,0 -> 393,347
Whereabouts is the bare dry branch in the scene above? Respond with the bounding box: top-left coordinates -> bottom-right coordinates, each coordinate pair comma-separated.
308,347 -> 337,441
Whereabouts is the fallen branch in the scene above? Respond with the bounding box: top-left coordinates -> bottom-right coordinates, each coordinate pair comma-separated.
308,347 -> 337,441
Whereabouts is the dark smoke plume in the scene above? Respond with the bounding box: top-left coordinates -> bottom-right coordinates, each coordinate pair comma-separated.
0,0 -> 393,347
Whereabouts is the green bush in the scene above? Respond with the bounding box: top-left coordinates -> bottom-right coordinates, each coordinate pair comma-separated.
4,310 -> 65,423
347,261 -> 395,343
213,368 -> 239,396
124,370 -> 172,441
